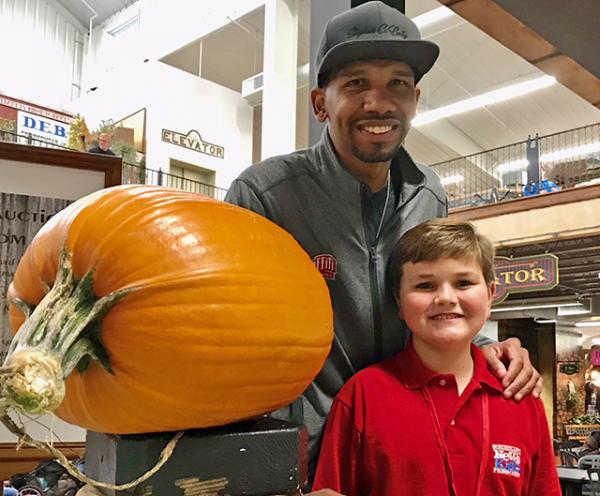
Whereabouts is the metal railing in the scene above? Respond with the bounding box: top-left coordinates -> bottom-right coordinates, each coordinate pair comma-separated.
0,129 -> 69,150
430,122 -> 600,210
0,130 -> 228,200
5,123 -> 599,209
539,124 -> 600,189
121,161 -> 228,200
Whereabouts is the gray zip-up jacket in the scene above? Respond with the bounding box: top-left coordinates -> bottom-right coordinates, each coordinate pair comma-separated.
225,130 -> 450,468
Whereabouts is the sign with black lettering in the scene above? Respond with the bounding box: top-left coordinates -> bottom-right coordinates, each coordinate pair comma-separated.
1,96 -> 73,124
17,110 -> 69,147
0,192 -> 71,362
493,253 -> 559,304
162,129 -> 224,159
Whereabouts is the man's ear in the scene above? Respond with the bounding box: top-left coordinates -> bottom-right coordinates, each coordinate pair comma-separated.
311,87 -> 327,123
412,86 -> 421,120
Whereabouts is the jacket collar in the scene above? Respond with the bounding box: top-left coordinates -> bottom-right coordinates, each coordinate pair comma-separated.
313,127 -> 425,205
395,338 -> 503,393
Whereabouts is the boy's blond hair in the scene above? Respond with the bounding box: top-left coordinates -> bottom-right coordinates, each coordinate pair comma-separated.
391,219 -> 495,298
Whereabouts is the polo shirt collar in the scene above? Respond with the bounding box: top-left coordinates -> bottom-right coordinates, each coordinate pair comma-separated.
395,338 -> 503,394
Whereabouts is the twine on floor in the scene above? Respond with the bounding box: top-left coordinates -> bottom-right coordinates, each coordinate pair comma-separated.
0,411 -> 183,492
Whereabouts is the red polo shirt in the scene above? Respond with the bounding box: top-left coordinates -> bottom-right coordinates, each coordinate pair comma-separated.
313,341 -> 560,496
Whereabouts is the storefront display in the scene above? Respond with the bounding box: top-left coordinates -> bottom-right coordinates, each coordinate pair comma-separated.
0,95 -> 73,145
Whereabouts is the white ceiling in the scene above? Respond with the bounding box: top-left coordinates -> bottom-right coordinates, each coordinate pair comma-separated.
156,0 -> 600,166
404,0 -> 600,165
55,0 -> 136,27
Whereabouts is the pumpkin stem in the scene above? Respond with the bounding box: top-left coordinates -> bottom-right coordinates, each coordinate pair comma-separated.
1,350 -> 64,415
2,249 -> 129,415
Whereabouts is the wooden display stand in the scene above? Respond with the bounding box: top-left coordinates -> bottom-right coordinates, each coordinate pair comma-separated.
85,418 -> 307,496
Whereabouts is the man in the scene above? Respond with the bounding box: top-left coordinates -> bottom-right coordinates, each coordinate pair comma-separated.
88,132 -> 115,155
225,0 -> 541,479
580,430 -> 600,457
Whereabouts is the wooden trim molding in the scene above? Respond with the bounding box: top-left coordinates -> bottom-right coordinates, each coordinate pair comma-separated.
0,442 -> 85,482
0,141 -> 122,188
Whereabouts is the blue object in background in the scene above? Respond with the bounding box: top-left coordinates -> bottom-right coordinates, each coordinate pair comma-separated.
523,181 -> 539,196
540,178 -> 561,193
522,179 -> 561,196
3,487 -> 19,496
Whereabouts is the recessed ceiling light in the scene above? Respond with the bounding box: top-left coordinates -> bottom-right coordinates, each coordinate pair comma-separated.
492,302 -> 583,312
412,76 -> 556,127
575,321 -> 600,328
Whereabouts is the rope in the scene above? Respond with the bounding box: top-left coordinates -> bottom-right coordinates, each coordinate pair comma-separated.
0,411 -> 183,492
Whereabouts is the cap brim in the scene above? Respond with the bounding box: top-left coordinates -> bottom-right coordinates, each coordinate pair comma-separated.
318,39 -> 440,86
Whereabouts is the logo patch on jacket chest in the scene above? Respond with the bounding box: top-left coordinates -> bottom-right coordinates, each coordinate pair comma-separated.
313,254 -> 337,280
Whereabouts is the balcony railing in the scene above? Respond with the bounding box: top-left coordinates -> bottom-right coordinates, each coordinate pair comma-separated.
4,122 -> 599,209
430,122 -> 600,210
121,161 -> 228,200
0,130 -> 228,200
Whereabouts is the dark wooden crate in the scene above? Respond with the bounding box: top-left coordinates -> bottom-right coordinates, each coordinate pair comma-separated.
85,417 -> 307,495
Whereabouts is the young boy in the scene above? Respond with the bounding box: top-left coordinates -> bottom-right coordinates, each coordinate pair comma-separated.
312,219 -> 560,495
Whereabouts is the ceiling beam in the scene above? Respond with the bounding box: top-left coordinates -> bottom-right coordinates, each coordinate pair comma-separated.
48,0 -> 88,33
438,0 -> 600,109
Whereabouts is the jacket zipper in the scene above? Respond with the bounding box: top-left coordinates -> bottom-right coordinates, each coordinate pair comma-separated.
365,179 -> 426,363
369,244 -> 384,361
361,182 -> 385,363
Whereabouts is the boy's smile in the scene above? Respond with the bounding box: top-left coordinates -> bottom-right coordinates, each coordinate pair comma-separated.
398,256 -> 494,351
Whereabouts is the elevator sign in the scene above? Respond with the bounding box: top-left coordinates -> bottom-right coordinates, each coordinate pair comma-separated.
493,253 -> 559,304
162,128 -> 224,159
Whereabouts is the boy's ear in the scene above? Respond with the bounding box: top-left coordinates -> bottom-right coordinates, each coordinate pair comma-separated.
311,87 -> 327,123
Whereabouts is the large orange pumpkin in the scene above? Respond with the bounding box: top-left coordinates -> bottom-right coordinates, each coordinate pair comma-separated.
5,185 -> 332,434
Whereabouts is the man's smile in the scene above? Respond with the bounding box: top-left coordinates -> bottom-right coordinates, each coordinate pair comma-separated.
362,124 -> 394,134
355,119 -> 401,138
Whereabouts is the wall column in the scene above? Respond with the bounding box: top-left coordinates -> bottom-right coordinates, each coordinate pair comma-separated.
261,0 -> 299,159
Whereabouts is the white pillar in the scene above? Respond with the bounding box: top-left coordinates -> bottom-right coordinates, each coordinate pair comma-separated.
261,0 -> 298,159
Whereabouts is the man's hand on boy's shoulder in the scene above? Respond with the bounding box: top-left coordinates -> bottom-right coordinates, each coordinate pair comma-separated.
480,337 -> 543,401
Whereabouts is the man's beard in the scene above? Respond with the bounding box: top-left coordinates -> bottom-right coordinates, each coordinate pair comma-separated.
352,141 -> 403,163
351,118 -> 410,163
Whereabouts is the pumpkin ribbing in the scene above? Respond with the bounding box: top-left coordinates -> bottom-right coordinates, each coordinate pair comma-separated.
3,185 -> 333,434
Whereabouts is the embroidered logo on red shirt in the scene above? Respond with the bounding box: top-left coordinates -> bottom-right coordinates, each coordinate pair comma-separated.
492,444 -> 522,478
313,254 -> 337,280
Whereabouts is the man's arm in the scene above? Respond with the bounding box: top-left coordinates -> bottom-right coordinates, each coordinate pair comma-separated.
225,178 -> 267,216
580,431 -> 600,456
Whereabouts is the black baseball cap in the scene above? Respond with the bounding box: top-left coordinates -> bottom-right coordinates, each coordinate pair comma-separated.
315,1 -> 440,87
